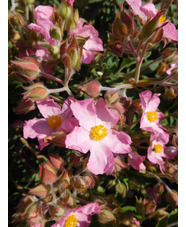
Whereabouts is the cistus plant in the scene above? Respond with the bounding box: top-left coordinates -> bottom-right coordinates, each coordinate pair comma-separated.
8,0 -> 178,226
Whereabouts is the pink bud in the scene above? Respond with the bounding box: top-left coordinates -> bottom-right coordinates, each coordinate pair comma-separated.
11,57 -> 39,78
13,98 -> 35,114
80,80 -> 101,97
29,184 -> 50,197
23,83 -> 49,101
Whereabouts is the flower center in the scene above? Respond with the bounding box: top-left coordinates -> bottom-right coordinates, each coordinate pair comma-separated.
159,15 -> 166,23
146,111 -> 158,122
153,144 -> 163,153
47,115 -> 62,130
64,214 -> 79,227
90,124 -> 108,141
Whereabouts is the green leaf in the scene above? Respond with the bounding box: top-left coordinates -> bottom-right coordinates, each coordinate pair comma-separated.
156,216 -> 168,227
122,206 -> 137,213
167,209 -> 178,224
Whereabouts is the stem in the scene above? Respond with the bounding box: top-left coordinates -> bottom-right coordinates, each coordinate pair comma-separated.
165,0 -> 174,15
49,95 -> 64,104
146,172 -> 172,193
50,183 -> 56,203
135,42 -> 149,83
25,5 -> 29,22
48,87 -> 67,94
161,0 -> 167,10
40,72 -> 64,85
140,56 -> 163,73
128,40 -> 138,58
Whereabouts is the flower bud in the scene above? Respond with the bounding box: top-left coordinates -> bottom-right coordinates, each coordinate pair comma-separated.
23,83 -> 49,101
25,0 -> 35,4
73,176 -> 87,191
13,98 -> 35,114
163,87 -> 178,100
105,91 -> 120,107
80,80 -> 101,97
84,174 -> 95,188
65,17 -> 77,30
115,182 -> 127,198
157,62 -> 168,75
11,57 -> 39,79
162,48 -> 177,62
57,169 -> 71,189
49,154 -> 65,171
29,184 -> 50,197
166,190 -> 178,207
39,159 -> 58,184
107,179 -> 116,191
11,71 -> 32,83
48,45 -> 60,58
120,7 -> 135,35
164,146 -> 178,159
98,209 -> 116,224
50,26 -> 62,41
12,120 -> 24,130
139,10 -> 166,40
58,1 -> 72,19
112,12 -> 127,39
69,153 -> 83,167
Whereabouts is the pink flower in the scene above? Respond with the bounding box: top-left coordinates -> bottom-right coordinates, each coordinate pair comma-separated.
128,152 -> 146,171
65,98 -> 132,175
126,0 -> 178,41
132,217 -> 140,226
65,0 -> 75,6
147,132 -> 169,173
51,203 -> 100,227
139,90 -> 165,134
28,6 -> 57,45
69,18 -> 104,64
23,98 -> 78,150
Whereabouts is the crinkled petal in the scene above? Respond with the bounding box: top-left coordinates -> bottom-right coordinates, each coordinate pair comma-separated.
95,98 -> 119,128
126,0 -> 147,20
61,97 -> 75,121
104,130 -> 132,154
141,1 -> 158,19
84,38 -> 104,52
163,22 -> 178,41
36,99 -> 62,118
70,98 -> 96,130
128,152 -> 146,171
139,90 -> 152,110
150,131 -> 169,144
87,142 -> 115,175
82,49 -> 95,64
62,117 -> 79,132
23,118 -> 52,139
147,93 -> 161,111
65,126 -> 93,154
28,23 -> 43,33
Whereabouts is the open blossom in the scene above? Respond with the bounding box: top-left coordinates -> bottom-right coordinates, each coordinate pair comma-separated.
28,6 -> 57,45
65,98 -> 132,175
128,152 -> 146,171
139,90 -> 165,134
23,98 -> 78,150
69,18 -> 104,64
148,132 -> 169,173
126,0 -> 178,41
52,203 -> 100,227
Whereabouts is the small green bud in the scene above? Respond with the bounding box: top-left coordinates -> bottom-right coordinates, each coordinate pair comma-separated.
50,27 -> 62,40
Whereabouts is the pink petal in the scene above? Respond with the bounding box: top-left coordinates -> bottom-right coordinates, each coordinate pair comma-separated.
104,130 -> 132,154
82,49 -> 95,64
87,142 -> 115,174
36,99 -> 62,118
126,0 -> 147,20
163,22 -> 178,41
75,203 -> 101,215
128,152 -> 146,171
150,131 -> 169,144
83,38 -> 104,52
147,93 -> 161,111
139,90 -> 153,110
65,126 -> 93,154
95,98 -> 119,128
23,118 -> 51,139
28,23 -> 43,33
70,99 -> 96,131
62,117 -> 79,132
141,1 -> 158,19
61,97 -> 75,121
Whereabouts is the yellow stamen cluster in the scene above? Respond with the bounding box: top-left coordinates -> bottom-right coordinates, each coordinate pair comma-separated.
146,111 -> 158,122
153,144 -> 163,154
90,124 -> 108,141
47,115 -> 62,130
64,214 -> 79,227
159,15 -> 166,23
